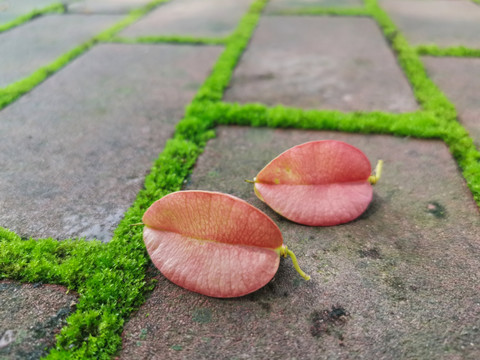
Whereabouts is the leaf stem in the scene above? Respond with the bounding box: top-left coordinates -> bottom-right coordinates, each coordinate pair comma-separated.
244,179 -> 255,184
129,222 -> 144,227
279,245 -> 311,281
368,160 -> 384,185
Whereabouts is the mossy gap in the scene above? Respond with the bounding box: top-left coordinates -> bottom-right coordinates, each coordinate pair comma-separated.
108,35 -> 228,46
0,0 -> 170,111
415,45 -> 480,58
1,0 -> 480,359
0,2 -> 65,34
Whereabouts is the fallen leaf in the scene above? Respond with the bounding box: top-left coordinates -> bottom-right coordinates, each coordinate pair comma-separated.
143,191 -> 309,298
253,140 -> 379,226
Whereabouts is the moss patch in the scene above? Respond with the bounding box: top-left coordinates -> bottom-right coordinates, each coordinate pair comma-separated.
271,7 -> 370,16
415,44 -> 480,58
0,2 -> 64,34
109,35 -> 228,45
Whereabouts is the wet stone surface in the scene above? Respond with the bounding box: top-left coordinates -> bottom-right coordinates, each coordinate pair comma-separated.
381,0 -> 480,48
0,281 -> 77,360
0,43 -> 222,241
119,127 -> 480,359
224,16 -> 418,112
266,0 -> 363,13
119,0 -> 253,38
423,56 -> 480,148
0,14 -> 122,87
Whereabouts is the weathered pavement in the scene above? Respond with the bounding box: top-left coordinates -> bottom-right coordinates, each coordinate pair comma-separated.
1,0 -> 480,359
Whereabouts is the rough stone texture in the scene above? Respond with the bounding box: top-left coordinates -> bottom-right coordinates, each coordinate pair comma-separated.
119,0 -> 253,38
0,281 -> 77,360
266,0 -> 363,13
0,43 -> 222,241
67,0 -> 152,14
0,14 -> 122,87
119,127 -> 480,359
223,16 -> 418,112
381,0 -> 480,48
423,56 -> 480,148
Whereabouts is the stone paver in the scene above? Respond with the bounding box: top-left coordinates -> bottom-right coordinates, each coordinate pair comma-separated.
0,14 -> 122,87
66,0 -> 152,14
0,43 -> 222,241
223,16 -> 418,112
119,0 -> 253,38
381,0 -> 480,48
119,127 -> 480,360
0,281 -> 77,360
266,0 -> 363,13
423,56 -> 480,148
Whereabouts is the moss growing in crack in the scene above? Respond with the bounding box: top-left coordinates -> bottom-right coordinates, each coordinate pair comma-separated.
365,0 -> 480,204
0,0 -> 169,111
193,0 -> 269,102
271,7 -> 369,17
109,35 -> 227,45
187,101 -> 444,138
415,45 -> 480,58
0,2 -> 64,33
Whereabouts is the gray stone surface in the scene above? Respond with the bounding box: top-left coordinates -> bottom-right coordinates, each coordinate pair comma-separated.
223,16 -> 418,112
0,13 -> 17,25
120,0 -> 252,38
381,0 -> 480,48
423,56 -> 480,148
0,43 -> 222,241
0,14 -> 122,87
0,281 -> 77,360
266,0 -> 363,13
67,0 -> 152,14
119,127 -> 480,359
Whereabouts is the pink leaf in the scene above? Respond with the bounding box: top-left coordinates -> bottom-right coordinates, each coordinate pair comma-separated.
254,140 -> 373,226
143,191 -> 284,298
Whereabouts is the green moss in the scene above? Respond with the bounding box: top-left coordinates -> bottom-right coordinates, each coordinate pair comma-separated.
272,7 -> 370,16
366,0 -> 480,203
0,0 -> 169,111
193,0 -> 269,102
188,101 -> 443,138
415,44 -> 480,58
109,35 -> 227,45
0,3 -> 64,33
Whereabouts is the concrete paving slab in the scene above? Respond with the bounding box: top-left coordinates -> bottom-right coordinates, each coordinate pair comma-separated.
223,16 -> 418,112
0,12 -> 17,25
266,0 -> 363,13
66,0 -> 152,14
0,43 -> 222,241
119,127 -> 480,359
119,0 -> 253,38
0,14 -> 122,87
381,0 -> 480,48
0,281 -> 77,360
423,56 -> 480,148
